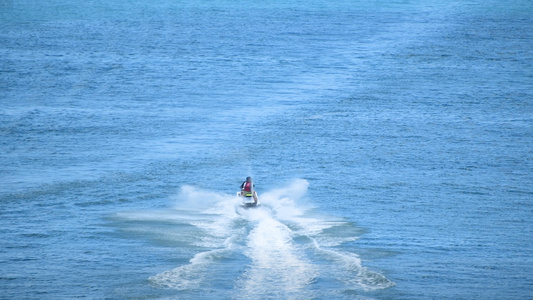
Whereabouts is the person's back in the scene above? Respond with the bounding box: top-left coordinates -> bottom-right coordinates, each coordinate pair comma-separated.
240,176 -> 257,203
241,176 -> 253,196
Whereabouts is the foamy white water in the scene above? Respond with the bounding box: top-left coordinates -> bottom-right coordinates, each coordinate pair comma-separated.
132,180 -> 393,299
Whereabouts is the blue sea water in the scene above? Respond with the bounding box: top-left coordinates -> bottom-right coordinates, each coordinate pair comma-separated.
1,0 -> 532,299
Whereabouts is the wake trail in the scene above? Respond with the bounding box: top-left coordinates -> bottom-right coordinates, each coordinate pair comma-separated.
235,209 -> 318,299
113,180 -> 394,296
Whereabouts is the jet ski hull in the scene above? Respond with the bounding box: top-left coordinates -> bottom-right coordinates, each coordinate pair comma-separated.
237,192 -> 260,208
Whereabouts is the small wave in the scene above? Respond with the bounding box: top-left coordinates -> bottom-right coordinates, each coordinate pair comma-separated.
311,240 -> 395,291
149,247 -> 232,290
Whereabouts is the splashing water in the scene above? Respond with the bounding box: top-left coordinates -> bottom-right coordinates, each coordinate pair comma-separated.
112,180 -> 394,298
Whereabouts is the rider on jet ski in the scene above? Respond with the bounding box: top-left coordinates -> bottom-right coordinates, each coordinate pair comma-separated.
240,176 -> 258,204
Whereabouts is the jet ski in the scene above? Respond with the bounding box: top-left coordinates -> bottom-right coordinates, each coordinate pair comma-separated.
237,191 -> 260,208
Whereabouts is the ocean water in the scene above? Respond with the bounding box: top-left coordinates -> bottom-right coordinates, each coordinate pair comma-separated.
1,0 -> 532,299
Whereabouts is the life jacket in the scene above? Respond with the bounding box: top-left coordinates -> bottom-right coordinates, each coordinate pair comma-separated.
243,182 -> 253,196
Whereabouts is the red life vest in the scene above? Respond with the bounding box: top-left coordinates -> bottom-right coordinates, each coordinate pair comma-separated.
243,182 -> 252,192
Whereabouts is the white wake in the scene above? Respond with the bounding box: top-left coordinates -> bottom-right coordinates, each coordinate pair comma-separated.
113,179 -> 394,297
